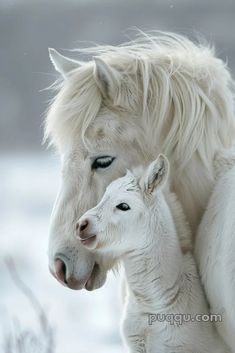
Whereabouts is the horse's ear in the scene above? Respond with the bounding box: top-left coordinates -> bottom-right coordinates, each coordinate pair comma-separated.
49,48 -> 81,78
126,169 -> 133,178
144,154 -> 169,195
93,57 -> 121,100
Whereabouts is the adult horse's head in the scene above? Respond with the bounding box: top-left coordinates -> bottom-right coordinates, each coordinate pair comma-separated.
45,34 -> 235,290
46,45 -> 152,290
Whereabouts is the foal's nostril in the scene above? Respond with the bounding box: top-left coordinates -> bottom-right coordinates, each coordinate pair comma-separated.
80,219 -> 89,232
54,258 -> 68,285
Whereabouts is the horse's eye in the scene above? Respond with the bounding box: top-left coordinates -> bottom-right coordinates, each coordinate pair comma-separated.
116,203 -> 130,211
92,156 -> 115,170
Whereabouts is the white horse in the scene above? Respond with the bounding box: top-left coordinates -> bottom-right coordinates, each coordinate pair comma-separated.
46,32 -> 235,347
76,154 -> 230,353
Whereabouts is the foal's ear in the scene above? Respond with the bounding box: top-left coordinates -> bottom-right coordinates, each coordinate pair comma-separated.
144,154 -> 169,194
49,48 -> 82,78
93,57 -> 121,100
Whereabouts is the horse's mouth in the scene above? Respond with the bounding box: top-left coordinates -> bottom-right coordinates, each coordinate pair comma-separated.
84,262 -> 100,291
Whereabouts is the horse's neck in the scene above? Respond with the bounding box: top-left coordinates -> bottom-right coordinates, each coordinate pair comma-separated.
171,158 -> 214,235
146,124 -> 216,234
123,197 -> 183,309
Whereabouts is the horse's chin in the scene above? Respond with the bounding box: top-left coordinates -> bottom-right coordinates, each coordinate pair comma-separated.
84,263 -> 107,291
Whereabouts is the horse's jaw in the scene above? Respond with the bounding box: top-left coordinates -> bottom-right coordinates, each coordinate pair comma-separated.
84,263 -> 107,291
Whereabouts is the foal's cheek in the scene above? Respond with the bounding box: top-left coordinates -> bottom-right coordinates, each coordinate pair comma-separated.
103,221 -> 119,242
108,217 -> 120,229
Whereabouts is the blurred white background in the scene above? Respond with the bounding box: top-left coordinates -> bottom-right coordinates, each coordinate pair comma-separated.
0,0 -> 235,352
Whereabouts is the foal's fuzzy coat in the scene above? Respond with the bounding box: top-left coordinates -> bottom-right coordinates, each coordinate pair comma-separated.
77,155 -> 229,353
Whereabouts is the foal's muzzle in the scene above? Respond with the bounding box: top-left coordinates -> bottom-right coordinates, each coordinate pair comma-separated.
76,218 -> 97,248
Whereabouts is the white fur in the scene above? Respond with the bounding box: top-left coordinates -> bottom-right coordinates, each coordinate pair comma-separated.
78,155 -> 230,352
45,32 -> 235,298
195,150 -> 235,350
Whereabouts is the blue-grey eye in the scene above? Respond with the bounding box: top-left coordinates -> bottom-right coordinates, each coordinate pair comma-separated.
92,156 -> 115,170
116,203 -> 130,211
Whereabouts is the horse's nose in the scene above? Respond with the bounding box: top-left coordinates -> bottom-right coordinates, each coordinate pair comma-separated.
76,219 -> 89,234
53,257 -> 84,290
54,258 -> 67,285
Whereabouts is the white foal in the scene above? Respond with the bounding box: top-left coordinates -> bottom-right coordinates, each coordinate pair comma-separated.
77,155 -> 230,353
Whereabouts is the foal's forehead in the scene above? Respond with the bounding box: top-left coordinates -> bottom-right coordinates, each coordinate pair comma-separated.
107,174 -> 140,195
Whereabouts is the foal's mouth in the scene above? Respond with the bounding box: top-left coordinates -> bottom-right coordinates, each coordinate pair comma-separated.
78,234 -> 97,248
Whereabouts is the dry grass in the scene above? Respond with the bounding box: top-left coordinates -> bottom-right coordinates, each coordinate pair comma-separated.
3,258 -> 56,353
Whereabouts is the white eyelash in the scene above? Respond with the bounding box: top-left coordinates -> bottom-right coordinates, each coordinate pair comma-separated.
98,157 -> 113,165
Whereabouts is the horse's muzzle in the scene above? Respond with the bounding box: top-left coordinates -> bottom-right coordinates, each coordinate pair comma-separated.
50,255 -> 91,290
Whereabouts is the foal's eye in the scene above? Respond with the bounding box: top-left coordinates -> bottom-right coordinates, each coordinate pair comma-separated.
116,203 -> 130,211
92,156 -> 115,170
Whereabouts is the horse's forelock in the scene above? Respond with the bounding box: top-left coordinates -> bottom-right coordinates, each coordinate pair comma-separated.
44,64 -> 102,151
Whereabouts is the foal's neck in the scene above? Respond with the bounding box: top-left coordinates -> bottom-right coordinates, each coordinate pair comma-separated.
123,194 -> 183,309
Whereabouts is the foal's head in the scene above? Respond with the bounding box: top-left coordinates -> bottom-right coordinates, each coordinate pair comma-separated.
76,155 -> 169,256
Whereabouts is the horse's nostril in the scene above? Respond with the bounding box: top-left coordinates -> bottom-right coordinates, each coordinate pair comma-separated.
54,258 -> 68,285
80,219 -> 89,232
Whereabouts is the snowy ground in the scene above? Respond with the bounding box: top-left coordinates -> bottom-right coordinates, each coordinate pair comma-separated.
0,153 -> 123,353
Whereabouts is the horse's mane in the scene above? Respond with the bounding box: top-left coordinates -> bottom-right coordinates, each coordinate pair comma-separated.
45,31 -> 235,172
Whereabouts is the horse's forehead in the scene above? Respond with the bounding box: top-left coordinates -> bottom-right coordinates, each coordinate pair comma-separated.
63,143 -> 87,161
62,108 -> 137,162
88,108 -> 125,137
